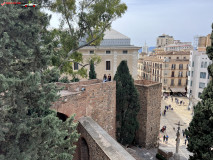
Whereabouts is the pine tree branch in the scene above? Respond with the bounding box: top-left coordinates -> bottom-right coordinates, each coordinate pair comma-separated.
58,23 -> 110,70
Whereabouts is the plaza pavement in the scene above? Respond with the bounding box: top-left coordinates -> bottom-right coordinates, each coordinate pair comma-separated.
159,96 -> 193,160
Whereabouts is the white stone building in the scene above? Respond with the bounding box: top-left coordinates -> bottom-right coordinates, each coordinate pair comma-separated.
187,50 -> 212,103
78,29 -> 141,80
164,41 -> 193,52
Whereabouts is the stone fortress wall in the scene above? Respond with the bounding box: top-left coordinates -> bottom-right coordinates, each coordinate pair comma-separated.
51,79 -> 161,159
52,79 -> 116,138
135,80 -> 162,148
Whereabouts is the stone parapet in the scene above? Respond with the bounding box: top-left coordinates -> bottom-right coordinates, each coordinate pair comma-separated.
74,117 -> 136,160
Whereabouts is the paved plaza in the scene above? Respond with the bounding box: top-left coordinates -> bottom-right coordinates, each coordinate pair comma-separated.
159,96 -> 193,160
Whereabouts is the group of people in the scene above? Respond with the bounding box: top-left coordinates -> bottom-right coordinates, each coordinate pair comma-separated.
174,97 -> 185,106
103,74 -> 111,82
163,135 -> 169,143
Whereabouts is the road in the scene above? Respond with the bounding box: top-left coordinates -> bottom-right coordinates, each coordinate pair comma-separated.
159,96 -> 193,160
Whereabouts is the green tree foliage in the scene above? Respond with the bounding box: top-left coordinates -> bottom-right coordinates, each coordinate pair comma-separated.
89,60 -> 97,79
186,24 -> 213,160
47,0 -> 127,79
114,61 -> 140,145
0,3 -> 79,160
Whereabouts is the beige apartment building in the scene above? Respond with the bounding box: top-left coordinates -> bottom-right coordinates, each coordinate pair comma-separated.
156,34 -> 174,48
77,29 -> 140,80
197,34 -> 211,52
138,51 -> 190,94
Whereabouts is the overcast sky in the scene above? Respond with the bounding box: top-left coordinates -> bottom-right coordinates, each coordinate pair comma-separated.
48,0 -> 213,47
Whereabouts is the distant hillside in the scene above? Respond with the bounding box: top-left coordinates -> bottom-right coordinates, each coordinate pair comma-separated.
148,46 -> 156,52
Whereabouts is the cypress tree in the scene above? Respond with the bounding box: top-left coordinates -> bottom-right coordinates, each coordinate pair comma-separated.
186,24 -> 213,160
114,61 -> 140,145
0,3 -> 79,160
89,60 -> 97,79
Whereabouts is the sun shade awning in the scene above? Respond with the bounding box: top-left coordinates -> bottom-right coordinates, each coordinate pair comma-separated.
170,87 -> 186,92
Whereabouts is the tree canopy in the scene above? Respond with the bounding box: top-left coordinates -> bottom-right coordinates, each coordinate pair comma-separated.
0,2 -> 79,160
47,0 -> 127,79
114,61 -> 140,145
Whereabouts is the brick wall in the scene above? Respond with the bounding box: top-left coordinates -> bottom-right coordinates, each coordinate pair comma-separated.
135,80 -> 162,148
51,79 -> 116,138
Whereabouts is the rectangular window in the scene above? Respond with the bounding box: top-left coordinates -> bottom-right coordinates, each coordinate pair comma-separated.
74,62 -> 78,70
191,71 -> 193,77
204,62 -> 207,68
123,50 -> 128,54
199,82 -> 205,89
192,61 -> 194,67
186,79 -> 188,85
190,80 -> 193,86
178,79 -> 181,86
178,71 -> 183,77
90,50 -> 94,54
188,71 -> 190,76
200,72 -> 206,79
106,50 -> 111,54
171,79 -> 174,86
164,79 -> 167,84
171,71 -> 175,77
171,64 -> 176,69
106,61 -> 110,70
198,92 -> 202,98
179,64 -> 183,70
190,90 -> 192,94
201,62 -> 204,68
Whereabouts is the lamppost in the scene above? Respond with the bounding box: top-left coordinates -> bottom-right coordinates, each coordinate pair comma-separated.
174,121 -> 184,160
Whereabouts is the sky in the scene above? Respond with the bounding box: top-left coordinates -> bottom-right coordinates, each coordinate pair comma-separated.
47,0 -> 213,47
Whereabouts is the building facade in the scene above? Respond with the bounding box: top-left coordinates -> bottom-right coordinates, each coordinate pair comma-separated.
197,34 -> 211,52
138,51 -> 190,94
164,41 -> 193,52
187,50 -> 211,102
78,29 -> 140,80
156,34 -> 174,48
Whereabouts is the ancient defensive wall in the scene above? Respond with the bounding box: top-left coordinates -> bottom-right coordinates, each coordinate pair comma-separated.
135,80 -> 162,149
51,79 -> 116,138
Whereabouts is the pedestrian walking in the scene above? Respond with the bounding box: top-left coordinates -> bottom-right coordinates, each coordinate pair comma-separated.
180,101 -> 182,105
183,101 -> 185,105
103,74 -> 107,82
164,109 -> 166,116
185,138 -> 187,145
182,130 -> 185,137
163,135 -> 166,142
166,135 -> 169,143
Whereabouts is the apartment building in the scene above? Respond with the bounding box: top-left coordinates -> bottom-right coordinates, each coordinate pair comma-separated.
164,40 -> 193,52
187,50 -> 212,102
138,51 -> 190,94
156,34 -> 174,48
